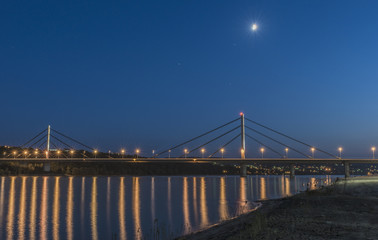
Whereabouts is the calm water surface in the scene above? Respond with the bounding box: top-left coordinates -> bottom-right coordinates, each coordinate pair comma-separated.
0,175 -> 337,239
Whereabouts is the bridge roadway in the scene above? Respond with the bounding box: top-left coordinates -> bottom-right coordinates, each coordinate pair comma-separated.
0,157 -> 377,164
1,157 -> 375,177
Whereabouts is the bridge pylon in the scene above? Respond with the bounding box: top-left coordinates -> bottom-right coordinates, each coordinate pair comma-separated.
240,113 -> 247,177
46,125 -> 51,159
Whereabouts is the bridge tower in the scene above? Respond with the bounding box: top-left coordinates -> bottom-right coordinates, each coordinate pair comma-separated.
46,125 -> 51,153
240,113 -> 246,158
43,125 -> 52,172
240,113 -> 247,177
46,125 -> 51,158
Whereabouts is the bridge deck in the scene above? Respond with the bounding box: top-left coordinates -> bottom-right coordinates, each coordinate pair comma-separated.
1,158 -> 377,164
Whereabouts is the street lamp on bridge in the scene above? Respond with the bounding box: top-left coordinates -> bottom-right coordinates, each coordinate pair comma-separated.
136,149 -> 140,159
13,151 -> 17,159
220,148 -> 225,158
70,150 -> 74,158
57,150 -> 61,159
184,149 -> 188,158
260,147 -> 265,159
372,147 -> 376,159
338,147 -> 343,159
311,147 -> 315,158
121,149 -> 125,159
285,148 -> 289,158
24,151 -> 28,159
168,149 -> 171,158
94,149 -> 98,158
201,148 -> 205,158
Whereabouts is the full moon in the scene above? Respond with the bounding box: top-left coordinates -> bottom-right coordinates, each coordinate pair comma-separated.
251,23 -> 258,31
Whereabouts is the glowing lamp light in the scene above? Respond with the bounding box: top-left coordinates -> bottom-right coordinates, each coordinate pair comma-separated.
251,23 -> 258,31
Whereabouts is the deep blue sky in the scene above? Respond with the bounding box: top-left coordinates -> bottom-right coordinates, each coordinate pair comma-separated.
2,0 -> 378,157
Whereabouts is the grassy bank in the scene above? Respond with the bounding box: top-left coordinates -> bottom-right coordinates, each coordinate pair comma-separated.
179,176 -> 378,240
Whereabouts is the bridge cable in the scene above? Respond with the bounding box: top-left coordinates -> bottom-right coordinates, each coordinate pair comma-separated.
208,134 -> 241,158
179,126 -> 239,157
49,140 -> 69,158
29,134 -> 47,149
245,125 -> 311,158
20,128 -> 46,148
156,117 -> 240,157
245,118 -> 338,158
38,140 -> 47,150
245,133 -> 284,158
51,129 -> 95,151
50,141 -> 59,150
50,134 -> 74,150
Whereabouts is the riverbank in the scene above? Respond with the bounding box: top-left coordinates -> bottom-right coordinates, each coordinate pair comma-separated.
179,176 -> 378,240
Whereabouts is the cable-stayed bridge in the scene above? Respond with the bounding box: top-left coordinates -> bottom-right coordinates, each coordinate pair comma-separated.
1,113 -> 376,178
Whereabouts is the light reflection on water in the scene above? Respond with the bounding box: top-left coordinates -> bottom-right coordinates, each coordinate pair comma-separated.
90,177 -> 98,240
0,175 -> 337,239
52,177 -> 59,240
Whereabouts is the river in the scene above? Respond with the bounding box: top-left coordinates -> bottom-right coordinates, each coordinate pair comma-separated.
0,175 -> 338,239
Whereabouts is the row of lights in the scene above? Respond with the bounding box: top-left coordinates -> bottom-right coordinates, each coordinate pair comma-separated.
6,146 -> 378,159
9,149 -> 99,159
181,146 -> 377,159
120,149 -> 140,159
257,146 -> 377,159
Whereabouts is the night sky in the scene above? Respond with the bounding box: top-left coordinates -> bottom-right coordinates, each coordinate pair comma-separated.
2,0 -> 378,157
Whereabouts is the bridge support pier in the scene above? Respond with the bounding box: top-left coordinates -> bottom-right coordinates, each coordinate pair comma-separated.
43,163 -> 51,172
290,164 -> 295,178
240,164 -> 247,177
344,162 -> 350,178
